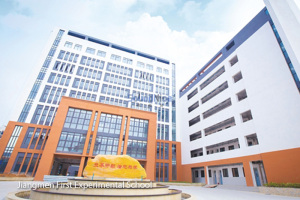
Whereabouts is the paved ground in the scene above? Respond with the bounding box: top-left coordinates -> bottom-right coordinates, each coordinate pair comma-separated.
168,185 -> 300,200
0,181 -> 299,200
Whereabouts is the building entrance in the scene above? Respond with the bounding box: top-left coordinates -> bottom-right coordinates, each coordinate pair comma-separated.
50,156 -> 80,176
192,167 -> 205,183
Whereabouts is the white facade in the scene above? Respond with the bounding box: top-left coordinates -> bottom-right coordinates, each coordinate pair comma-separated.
178,5 -> 300,185
17,28 -> 176,141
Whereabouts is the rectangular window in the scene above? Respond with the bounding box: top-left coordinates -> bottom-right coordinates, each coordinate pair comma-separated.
31,105 -> 43,124
200,66 -> 225,90
123,57 -> 133,65
228,145 -> 235,150
233,71 -> 243,83
201,81 -> 228,104
146,64 -> 153,70
230,55 -> 238,66
237,89 -> 247,101
156,67 -> 162,73
189,131 -> 201,141
188,101 -> 199,113
187,88 -> 198,100
190,147 -> 203,158
97,50 -> 106,57
222,168 -> 229,177
232,168 -> 239,177
137,61 -> 145,68
86,47 -> 95,54
20,153 -> 32,173
111,54 -> 121,61
163,69 -> 169,75
21,127 -> 35,148
40,86 -> 51,102
241,110 -> 253,122
189,115 -> 200,127
204,117 -> 235,136
11,153 -> 25,173
64,41 -> 72,48
74,44 -> 82,51
246,133 -> 259,146
203,98 -> 232,119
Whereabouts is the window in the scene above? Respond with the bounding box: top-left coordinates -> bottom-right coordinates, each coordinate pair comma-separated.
74,44 -> 82,51
241,110 -> 253,122
64,41 -> 72,48
230,55 -> 238,66
228,145 -> 235,150
188,101 -> 199,113
237,89 -> 247,101
203,98 -> 232,119
201,82 -> 228,104
189,131 -> 201,141
233,71 -> 243,83
137,61 -> 145,68
146,64 -> 153,70
21,127 -> 35,148
200,66 -> 225,90
189,116 -> 200,127
86,47 -> 95,54
200,170 -> 205,177
222,168 -> 229,177
111,54 -> 121,61
156,67 -> 162,73
206,138 -> 239,155
187,88 -> 198,100
246,133 -> 259,146
204,117 -> 236,136
226,41 -> 235,51
232,168 -> 239,177
126,118 -> 148,159
97,50 -> 106,57
195,170 -> 199,178
63,108 -> 92,131
163,69 -> 169,75
190,148 -> 203,157
209,170 -> 212,177
123,57 -> 133,65
56,131 -> 87,154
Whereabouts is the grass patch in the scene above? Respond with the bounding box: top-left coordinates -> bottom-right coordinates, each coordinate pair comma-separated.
264,182 -> 300,188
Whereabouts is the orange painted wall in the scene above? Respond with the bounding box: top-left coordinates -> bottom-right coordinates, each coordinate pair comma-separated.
34,97 -> 157,181
0,121 -> 50,175
180,147 -> 300,185
155,140 -> 182,182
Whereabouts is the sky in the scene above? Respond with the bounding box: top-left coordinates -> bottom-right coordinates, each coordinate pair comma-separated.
0,0 -> 296,127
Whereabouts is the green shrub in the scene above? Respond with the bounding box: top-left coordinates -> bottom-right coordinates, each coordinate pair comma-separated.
264,182 -> 300,188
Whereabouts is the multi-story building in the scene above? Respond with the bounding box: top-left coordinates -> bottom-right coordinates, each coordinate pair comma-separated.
0,28 -> 179,181
178,0 -> 300,186
17,27 -> 176,142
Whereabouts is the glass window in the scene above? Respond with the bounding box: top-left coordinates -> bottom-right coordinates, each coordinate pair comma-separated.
232,168 -> 239,177
20,153 -> 32,173
222,168 -> 229,177
64,41 -> 73,48
21,127 -> 35,148
11,153 -> 25,173
163,69 -> 169,75
156,67 -> 162,73
74,44 -> 82,51
86,47 -> 95,54
110,54 -> 121,61
97,50 -> 106,57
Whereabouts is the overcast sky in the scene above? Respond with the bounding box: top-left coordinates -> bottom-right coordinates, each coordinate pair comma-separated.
0,0 -> 298,127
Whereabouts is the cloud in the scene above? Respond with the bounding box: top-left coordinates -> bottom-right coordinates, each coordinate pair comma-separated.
0,0 -> 266,125
179,1 -> 203,22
